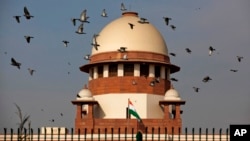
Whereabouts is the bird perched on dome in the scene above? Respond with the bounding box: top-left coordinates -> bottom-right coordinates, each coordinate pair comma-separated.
84,54 -> 90,60
209,46 -> 216,56
13,16 -> 21,23
118,47 -> 127,52
138,18 -> 149,24
23,6 -> 34,19
128,23 -> 134,29
202,76 -> 212,83
101,9 -> 108,17
11,58 -> 21,69
163,17 -> 172,25
169,53 -> 176,57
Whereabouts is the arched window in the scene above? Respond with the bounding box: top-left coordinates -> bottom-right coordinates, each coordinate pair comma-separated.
109,64 -> 118,77
124,64 -> 134,76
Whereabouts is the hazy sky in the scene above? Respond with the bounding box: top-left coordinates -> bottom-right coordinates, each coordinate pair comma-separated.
0,0 -> 249,132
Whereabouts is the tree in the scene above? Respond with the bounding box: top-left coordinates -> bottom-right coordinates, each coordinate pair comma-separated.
14,103 -> 31,141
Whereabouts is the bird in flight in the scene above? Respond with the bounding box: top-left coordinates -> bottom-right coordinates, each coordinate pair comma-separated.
23,6 -> 34,19
13,16 -> 21,23
24,36 -> 34,43
62,40 -> 69,47
237,56 -> 243,62
202,76 -> 212,83
71,18 -> 79,26
120,3 -> 127,11
75,23 -> 85,34
28,68 -> 35,76
170,77 -> 178,82
230,69 -> 238,72
170,25 -> 176,30
11,58 -> 21,69
209,46 -> 216,56
79,9 -> 90,23
185,48 -> 192,54
84,54 -> 90,60
91,34 -> 100,50
169,53 -> 176,57
163,17 -> 171,25
128,23 -> 134,29
193,87 -> 200,93
101,9 -> 108,17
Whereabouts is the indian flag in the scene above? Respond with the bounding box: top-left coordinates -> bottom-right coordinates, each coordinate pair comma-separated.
128,99 -> 141,122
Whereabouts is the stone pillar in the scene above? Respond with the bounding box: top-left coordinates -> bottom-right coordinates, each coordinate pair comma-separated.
118,64 -> 124,76
134,64 -> 140,76
149,64 -> 155,77
103,64 -> 109,77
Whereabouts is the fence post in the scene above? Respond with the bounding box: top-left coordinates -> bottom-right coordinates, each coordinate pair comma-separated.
51,128 -> 53,141
38,128 -> 40,141
58,127 -> 61,141
151,127 -> 154,141
178,127 -> 181,141
158,127 -> 160,141
44,128 -> 47,141
91,128 -> 94,141
226,128 -> 229,141
118,128 -> 121,141
212,128 -> 215,141
145,127 -> 148,141
64,128 -> 67,141
185,128 -> 188,141
4,128 -> 7,141
205,128 -> 208,141
84,128 -> 87,141
104,128 -> 107,141
77,128 -> 80,141
17,128 -> 20,141
199,128 -> 201,141
192,128 -> 195,141
125,127 -> 127,141
219,128 -> 222,141
11,128 -> 13,141
132,128 -> 134,141
30,128 -> 33,141
111,128 -> 114,141
172,127 -> 174,141
164,128 -> 167,141
98,128 -> 101,141
71,128 -> 73,141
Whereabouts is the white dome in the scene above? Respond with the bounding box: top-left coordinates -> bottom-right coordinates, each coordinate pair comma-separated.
77,88 -> 94,100
91,12 -> 168,55
164,87 -> 181,101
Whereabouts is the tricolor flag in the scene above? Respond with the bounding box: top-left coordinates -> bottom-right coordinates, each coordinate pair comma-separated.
128,99 -> 141,122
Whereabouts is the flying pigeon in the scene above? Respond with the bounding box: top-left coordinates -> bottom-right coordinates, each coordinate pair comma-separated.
185,48 -> 192,54
128,23 -> 134,29
163,17 -> 172,25
120,3 -> 127,11
13,16 -> 21,23
84,54 -> 90,60
118,47 -> 127,52
23,6 -> 34,19
91,34 -> 99,50
62,40 -> 69,47
209,46 -> 216,56
237,56 -> 243,62
60,113 -> 63,116
28,68 -> 35,76
170,78 -> 178,82
79,9 -> 90,23
71,18 -> 79,26
169,53 -> 176,57
170,25 -> 176,30
75,23 -> 85,34
101,9 -> 108,17
230,69 -> 238,72
138,18 -> 149,24
49,119 -> 55,122
11,58 -> 21,69
202,76 -> 212,82
193,87 -> 200,93
24,36 -> 34,43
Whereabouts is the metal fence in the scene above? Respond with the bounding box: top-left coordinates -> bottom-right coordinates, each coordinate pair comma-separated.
0,127 -> 229,141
